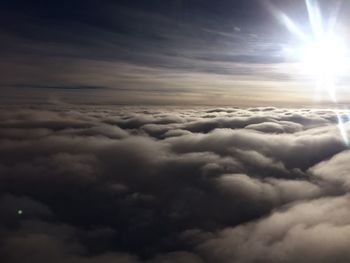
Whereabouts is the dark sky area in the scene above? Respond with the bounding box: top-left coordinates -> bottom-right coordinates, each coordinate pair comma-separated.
1,0 -> 348,105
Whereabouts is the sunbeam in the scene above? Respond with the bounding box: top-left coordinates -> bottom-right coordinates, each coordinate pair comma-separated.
269,0 -> 350,145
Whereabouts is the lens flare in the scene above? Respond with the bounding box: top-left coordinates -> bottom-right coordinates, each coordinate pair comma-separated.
337,111 -> 350,146
265,0 -> 350,145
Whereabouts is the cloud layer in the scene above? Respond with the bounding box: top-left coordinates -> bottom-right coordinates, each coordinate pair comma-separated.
1,105 -> 350,262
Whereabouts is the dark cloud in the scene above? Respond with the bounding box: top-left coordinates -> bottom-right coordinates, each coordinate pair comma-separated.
15,85 -> 110,90
0,105 -> 350,262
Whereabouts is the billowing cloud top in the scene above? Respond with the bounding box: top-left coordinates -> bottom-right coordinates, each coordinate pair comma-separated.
1,105 -> 350,262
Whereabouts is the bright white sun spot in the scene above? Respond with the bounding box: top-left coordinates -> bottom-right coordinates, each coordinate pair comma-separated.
300,35 -> 349,78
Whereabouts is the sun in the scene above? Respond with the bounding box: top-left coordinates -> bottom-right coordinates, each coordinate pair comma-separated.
300,35 -> 348,78
268,0 -> 350,145
269,0 -> 350,91
291,34 -> 350,102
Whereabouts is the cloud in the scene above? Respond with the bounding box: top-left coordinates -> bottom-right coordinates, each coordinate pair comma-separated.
245,121 -> 303,133
309,150 -> 350,192
0,106 -> 349,262
15,85 -> 110,90
196,195 -> 350,263
167,127 -> 345,170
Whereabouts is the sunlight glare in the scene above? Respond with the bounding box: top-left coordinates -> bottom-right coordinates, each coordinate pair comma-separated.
300,35 -> 348,78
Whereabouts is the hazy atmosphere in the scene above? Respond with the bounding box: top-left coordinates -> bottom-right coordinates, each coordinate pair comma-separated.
2,1 -> 350,263
2,0 -> 350,105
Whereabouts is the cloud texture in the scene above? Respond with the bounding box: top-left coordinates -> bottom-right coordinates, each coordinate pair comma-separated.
0,105 -> 350,262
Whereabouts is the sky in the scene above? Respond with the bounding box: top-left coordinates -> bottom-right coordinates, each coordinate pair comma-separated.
1,0 -> 349,106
